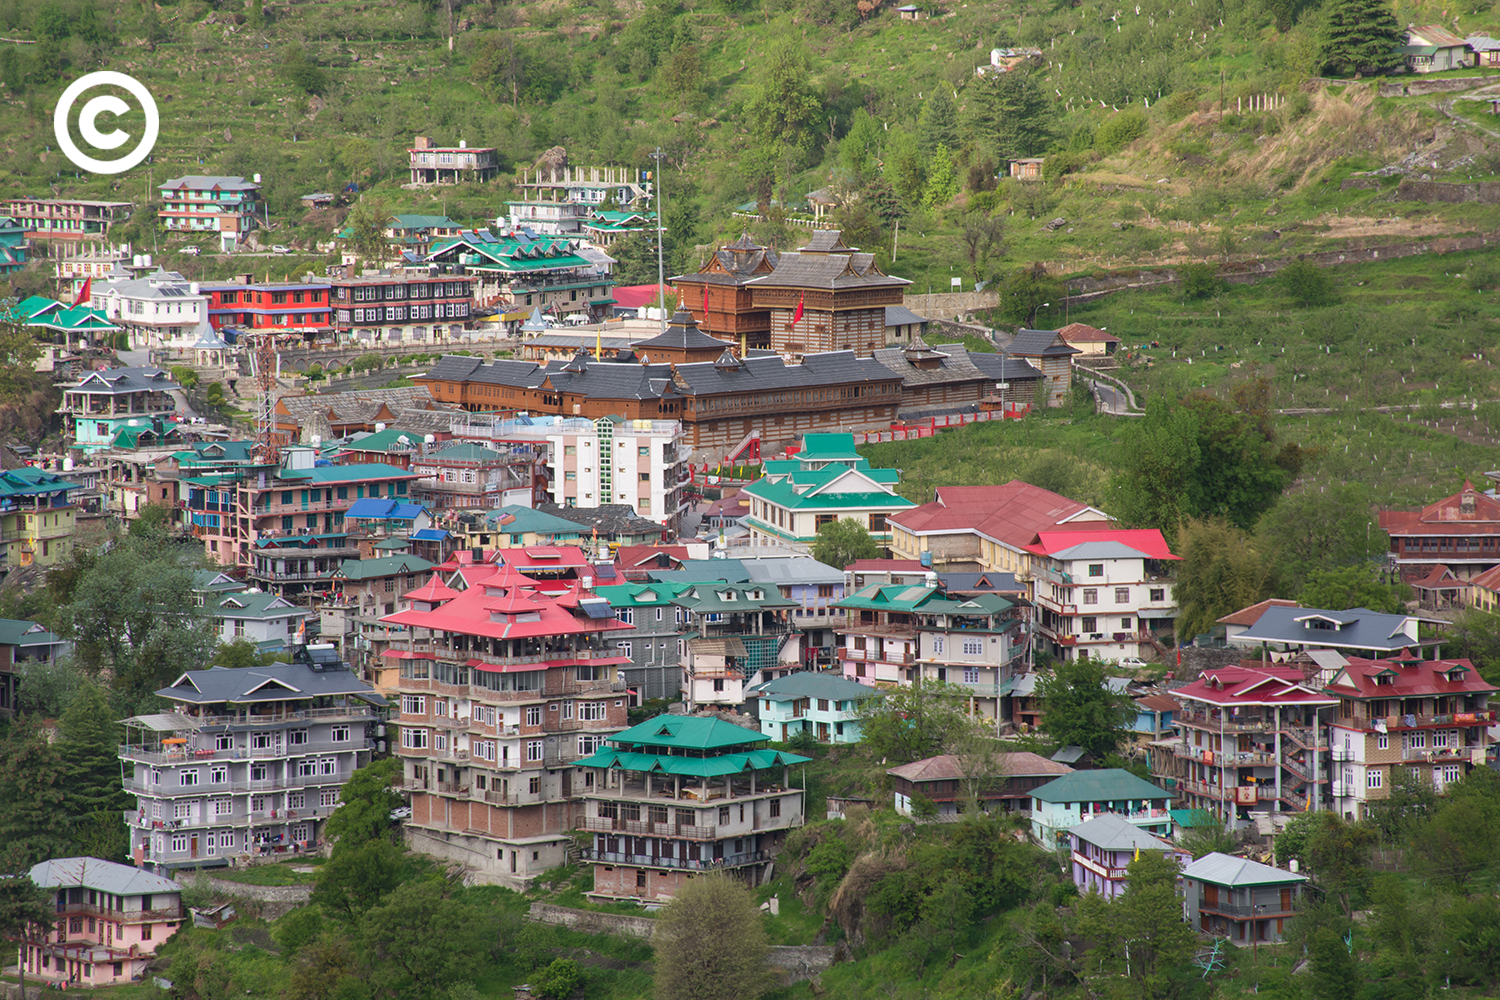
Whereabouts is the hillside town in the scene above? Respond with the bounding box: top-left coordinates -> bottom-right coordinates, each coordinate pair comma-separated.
9,1 -> 1500,994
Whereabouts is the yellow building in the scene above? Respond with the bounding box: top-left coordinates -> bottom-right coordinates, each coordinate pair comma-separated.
0,467 -> 81,573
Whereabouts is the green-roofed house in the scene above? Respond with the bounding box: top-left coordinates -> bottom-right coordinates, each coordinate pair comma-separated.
674,582 -> 799,710
0,618 -> 67,716
1030,768 -> 1173,848
0,214 -> 27,274
581,209 -> 656,249
424,229 -> 615,323
212,590 -> 314,652
330,554 -> 436,618
595,581 -> 693,701
0,466 -> 82,574
744,670 -> 879,743
458,504 -> 586,550
575,713 -> 811,901
743,432 -> 916,549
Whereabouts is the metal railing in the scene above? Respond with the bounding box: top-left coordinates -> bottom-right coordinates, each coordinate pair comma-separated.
578,848 -> 772,870
1198,897 -> 1298,919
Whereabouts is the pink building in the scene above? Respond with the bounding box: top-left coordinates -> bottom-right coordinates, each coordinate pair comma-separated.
20,858 -> 183,986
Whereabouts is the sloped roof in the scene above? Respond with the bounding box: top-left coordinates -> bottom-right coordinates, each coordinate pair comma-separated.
31,857 -> 182,896
594,580 -> 693,607
745,671 -> 879,702
887,751 -> 1072,783
1007,329 -> 1081,357
484,504 -> 585,536
0,618 -> 62,646
1025,528 -> 1178,561
333,555 -> 436,582
888,481 -> 1111,548
157,661 -> 384,706
607,713 -> 772,751
1323,653 -> 1496,700
742,557 -> 844,586
1057,322 -> 1120,345
1068,813 -> 1178,852
1217,598 -> 1301,628
1031,768 -> 1171,804
67,366 -> 181,395
1407,24 -> 1468,48
1181,852 -> 1306,888
745,250 -> 910,292
215,591 -> 312,621
345,498 -> 426,520
1233,606 -> 1428,653
1379,481 -> 1500,536
1172,664 -> 1336,709
634,311 -> 733,352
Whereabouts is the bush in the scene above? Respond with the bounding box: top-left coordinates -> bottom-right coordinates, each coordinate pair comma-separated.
1279,259 -> 1335,307
205,382 -> 226,407
1094,107 -> 1149,155
1043,149 -> 1093,181
351,353 -> 383,373
1180,262 -> 1223,299
531,959 -> 585,1000
170,365 -> 199,389
1160,89 -> 1200,122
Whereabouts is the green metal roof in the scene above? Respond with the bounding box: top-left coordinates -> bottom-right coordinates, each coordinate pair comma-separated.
332,555 -> 435,581
0,466 -> 81,500
277,463 -> 417,483
800,432 -> 864,461
608,714 -> 774,751
0,618 -> 62,646
594,581 -> 693,608
1031,768 -> 1172,805
346,427 -> 425,453
675,583 -> 797,614
1169,809 -> 1220,829
483,504 -> 586,536
747,671 -> 879,702
575,746 -> 811,776
215,592 -> 311,621
391,214 -> 459,229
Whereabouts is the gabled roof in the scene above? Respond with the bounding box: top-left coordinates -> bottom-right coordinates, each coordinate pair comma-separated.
1057,322 -> 1120,345
1181,852 -> 1306,888
345,426 -> 426,453
1323,653 -> 1496,700
1025,528 -> 1178,562
676,582 -> 797,614
744,249 -> 910,292
1233,605 -> 1428,653
888,481 -> 1112,549
31,857 -> 182,896
160,175 -> 259,191
1007,329 -> 1082,357
0,466 -> 82,501
1379,481 -> 1500,536
886,751 -> 1072,783
66,366 -> 181,395
742,557 -> 844,587
157,661 -> 384,706
1216,598 -> 1301,628
0,618 -> 62,647
214,591 -> 311,621
745,671 -> 879,702
1407,24 -> 1468,48
332,555 -> 436,582
483,504 -> 586,536
594,580 -> 693,607
1173,664 -> 1337,709
1030,768 -> 1171,804
1068,813 -> 1178,852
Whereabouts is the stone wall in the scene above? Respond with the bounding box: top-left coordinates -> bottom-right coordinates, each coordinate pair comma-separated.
1379,76 -> 1492,97
910,290 -> 1001,319
173,872 -> 314,920
1175,645 -> 1246,678
1394,179 -> 1500,205
526,903 -> 837,985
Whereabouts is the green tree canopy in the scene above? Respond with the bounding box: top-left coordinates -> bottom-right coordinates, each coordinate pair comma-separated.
58,681 -> 130,860
917,86 -> 959,158
1255,483 -> 1387,596
856,679 -> 980,764
922,144 -> 958,210
0,858 -> 56,1000
746,39 -> 822,180
653,871 -> 772,1000
962,70 -> 1052,162
360,878 -> 496,999
1319,0 -> 1404,77
1171,518 -> 1273,645
325,757 -> 404,850
997,263 -> 1064,325
1037,657 -> 1132,761
1077,851 -> 1197,999
1297,564 -> 1408,614
809,517 -> 880,570
0,718 -> 71,865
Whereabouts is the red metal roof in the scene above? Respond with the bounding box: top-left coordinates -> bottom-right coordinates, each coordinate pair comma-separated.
1411,564 -> 1464,591
403,572 -> 459,603
614,284 -> 668,310
381,576 -> 632,641
1469,564 -> 1500,593
887,481 -> 1111,549
1057,322 -> 1120,344
1173,664 -> 1337,708
1216,598 -> 1301,628
1025,527 -> 1178,560
1380,481 -> 1500,536
1325,653 -> 1497,699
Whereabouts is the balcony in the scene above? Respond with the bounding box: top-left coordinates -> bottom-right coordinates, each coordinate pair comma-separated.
1333,710 -> 1495,731
119,737 -> 373,766
54,902 -> 184,921
582,817 -> 721,839
1169,744 -> 1278,768
842,648 -> 915,666
578,848 -> 773,871
1198,897 -> 1299,919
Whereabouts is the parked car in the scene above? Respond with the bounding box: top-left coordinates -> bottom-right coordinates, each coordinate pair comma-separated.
181,246 -> 201,256
272,244 -> 291,255
1120,657 -> 1148,670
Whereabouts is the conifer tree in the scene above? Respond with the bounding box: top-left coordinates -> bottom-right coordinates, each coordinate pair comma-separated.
59,683 -> 130,861
1319,0 -> 1404,77
917,87 -> 959,158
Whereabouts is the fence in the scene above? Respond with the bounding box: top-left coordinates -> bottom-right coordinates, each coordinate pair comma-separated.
850,406 -> 1030,444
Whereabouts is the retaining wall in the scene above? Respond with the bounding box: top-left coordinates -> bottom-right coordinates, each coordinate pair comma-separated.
1394,179 -> 1500,204
173,873 -> 314,919
1378,76 -> 1494,97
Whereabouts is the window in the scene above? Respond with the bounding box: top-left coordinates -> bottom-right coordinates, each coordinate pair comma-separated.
718,806 -> 731,824
251,764 -> 268,781
1367,769 -> 1383,789
1114,587 -> 1130,604
580,701 -> 607,721
331,725 -> 350,742
298,760 -> 318,777
578,734 -> 603,755
402,728 -> 430,749
1443,764 -> 1462,783
769,799 -> 781,818
1088,563 -> 1104,577
1377,734 -> 1389,750
180,769 -> 199,787
214,733 -> 233,751
170,834 -> 188,853
1149,588 -> 1165,602
1082,588 -> 1098,605
529,776 -> 541,794
963,668 -> 980,683
526,740 -> 544,761
210,766 -> 227,784
401,695 -> 426,715
141,924 -> 153,941
320,790 -> 339,807
1121,618 -> 1133,631
1081,616 -> 1098,634
288,792 -> 305,809
251,732 -> 272,750
288,729 -> 309,745
321,758 -> 337,775
219,832 -> 235,848
1408,732 -> 1427,750
962,638 -> 983,656
526,705 -> 541,727
174,802 -> 191,819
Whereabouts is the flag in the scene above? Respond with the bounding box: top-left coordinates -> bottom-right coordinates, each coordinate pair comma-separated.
78,277 -> 91,305
702,284 -> 709,325
791,292 -> 804,326
1134,845 -> 1140,862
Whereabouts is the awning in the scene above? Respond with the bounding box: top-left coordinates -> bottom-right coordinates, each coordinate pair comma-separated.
119,712 -> 198,732
382,649 -> 435,660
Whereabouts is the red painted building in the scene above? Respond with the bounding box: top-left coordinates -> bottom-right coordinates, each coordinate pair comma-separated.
200,275 -> 333,339
1378,480 -> 1500,582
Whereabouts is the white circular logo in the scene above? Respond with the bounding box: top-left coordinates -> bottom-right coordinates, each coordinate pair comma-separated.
53,71 -> 160,175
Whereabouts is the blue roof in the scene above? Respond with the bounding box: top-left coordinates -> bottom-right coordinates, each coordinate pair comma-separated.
345,498 -> 426,520
410,528 -> 452,541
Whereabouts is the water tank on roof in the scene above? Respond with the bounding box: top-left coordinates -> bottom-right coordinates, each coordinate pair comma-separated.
424,434 -> 436,444
459,140 -> 467,149
253,173 -> 262,183
1288,859 -> 1300,873
375,422 -> 386,433
62,457 -> 74,472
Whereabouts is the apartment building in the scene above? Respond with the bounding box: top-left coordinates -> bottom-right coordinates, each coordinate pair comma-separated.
514,160 -> 650,208
0,467 -> 81,574
407,137 -> 500,186
408,441 -> 539,512
200,275 -> 334,339
330,267 -> 475,344
380,562 -> 633,886
21,858 -> 183,986
594,580 -> 691,702
2,197 -> 132,243
1025,528 -> 1178,663
1324,651 -> 1496,821
59,366 -> 182,453
677,583 -> 799,709
95,269 -> 209,352
119,647 -> 385,872
746,671 -> 877,743
157,176 -> 261,252
424,229 -> 615,320
1151,663 -> 1338,823
742,558 -> 846,667
575,715 -> 809,901
742,433 -> 916,550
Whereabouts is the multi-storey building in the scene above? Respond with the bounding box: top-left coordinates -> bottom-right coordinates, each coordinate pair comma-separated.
1004,329 -> 1080,407
594,581 -> 691,702
671,234 -> 778,347
677,582 -> 799,709
408,441 -> 540,512
2,197 -> 133,243
1152,663 -> 1338,823
742,557 -> 846,667
118,647 -> 385,872
1181,853 -> 1307,946
200,275 -> 334,339
581,210 -> 656,248
181,445 -> 419,579
1025,528 -> 1178,663
514,160 -> 650,209
330,266 -> 475,344
21,858 -> 183,986
424,230 -> 615,320
59,366 -> 182,452
503,200 -> 591,236
742,433 -> 915,550
887,481 -> 1111,575
0,214 -> 26,274
574,714 -> 809,901
95,269 -> 209,352
407,137 -> 500,186
157,176 -> 261,251
1379,480 -> 1500,583
53,244 -> 136,301
746,672 -> 878,743
379,561 -> 633,886
0,618 -> 66,717
1324,651 -> 1496,820
1029,768 -> 1174,848
0,467 -> 81,574
1068,814 -> 1188,900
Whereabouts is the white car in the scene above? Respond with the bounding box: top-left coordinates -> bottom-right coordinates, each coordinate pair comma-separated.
272,244 -> 291,254
1120,657 -> 1148,670
181,246 -> 201,256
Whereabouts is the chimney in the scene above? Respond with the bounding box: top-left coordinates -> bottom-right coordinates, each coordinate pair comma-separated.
414,136 -> 430,150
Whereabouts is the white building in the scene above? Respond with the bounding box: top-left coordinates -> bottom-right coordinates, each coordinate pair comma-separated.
502,201 -> 591,236
96,268 -> 208,352
1025,528 -> 1179,663
742,433 -> 917,551
118,648 -> 386,873
212,590 -> 314,653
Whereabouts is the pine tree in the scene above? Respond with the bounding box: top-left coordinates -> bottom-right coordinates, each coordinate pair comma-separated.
917,87 -> 959,158
1319,0 -> 1404,77
962,72 -> 1052,162
59,683 -> 131,861
0,720 -> 73,865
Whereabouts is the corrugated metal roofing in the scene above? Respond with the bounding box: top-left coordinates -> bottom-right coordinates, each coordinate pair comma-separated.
1180,852 -> 1306,887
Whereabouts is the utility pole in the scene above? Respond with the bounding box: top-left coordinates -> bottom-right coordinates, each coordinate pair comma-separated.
652,147 -> 667,334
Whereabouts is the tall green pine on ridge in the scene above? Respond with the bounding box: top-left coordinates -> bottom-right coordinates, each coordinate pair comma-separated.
1319,0 -> 1405,77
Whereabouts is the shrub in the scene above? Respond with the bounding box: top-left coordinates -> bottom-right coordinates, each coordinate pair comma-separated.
1094,107 -> 1149,155
1180,262 -> 1224,299
1043,149 -> 1093,181
1160,89 -> 1201,122
531,959 -> 585,1000
351,353 -> 383,373
1279,259 -> 1335,307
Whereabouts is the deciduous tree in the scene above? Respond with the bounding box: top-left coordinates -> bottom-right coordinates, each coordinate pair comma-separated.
1077,852 -> 1197,1000
1037,657 -> 1132,761
1298,564 -> 1408,614
653,872 -> 773,1000
809,517 -> 879,570
325,757 -> 404,850
0,856 -> 56,1000
360,878 -> 495,999
959,211 -> 1006,282
856,679 -> 979,764
1171,518 -> 1273,647
1256,483 -> 1387,596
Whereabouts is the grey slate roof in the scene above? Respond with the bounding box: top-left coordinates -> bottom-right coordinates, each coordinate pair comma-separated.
1232,605 -> 1425,653
538,503 -> 666,539
937,570 -> 1025,594
742,557 -> 844,586
161,175 -> 259,191
940,345 -> 1046,382
798,230 -> 856,253
1180,852 -> 1307,887
1068,813 -> 1177,852
745,251 -> 910,292
746,671 -> 879,701
885,305 -> 929,327
671,351 -> 902,396
873,345 -> 989,388
635,311 -> 733,352
647,560 -> 752,584
67,366 -> 181,395
158,661 -> 386,706
31,857 -> 182,896
1007,329 -> 1082,358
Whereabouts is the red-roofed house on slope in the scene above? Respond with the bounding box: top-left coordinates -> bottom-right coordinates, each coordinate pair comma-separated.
1149,664 -> 1338,823
1378,480 -> 1500,584
887,481 -> 1112,576
1024,528 -> 1179,663
379,562 -> 633,887
1057,322 -> 1121,359
1325,651 -> 1496,821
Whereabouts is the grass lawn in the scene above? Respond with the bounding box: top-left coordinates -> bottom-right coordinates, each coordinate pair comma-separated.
200,858 -> 323,887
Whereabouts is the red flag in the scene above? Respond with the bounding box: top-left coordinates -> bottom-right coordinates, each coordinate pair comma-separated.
791,292 -> 804,326
78,277 -> 92,305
